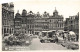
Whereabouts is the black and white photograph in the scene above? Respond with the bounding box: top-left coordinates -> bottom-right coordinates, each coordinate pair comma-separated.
1,0 -> 79,51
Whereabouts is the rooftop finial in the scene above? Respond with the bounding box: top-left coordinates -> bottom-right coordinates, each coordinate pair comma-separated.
55,7 -> 56,10
54,7 -> 58,13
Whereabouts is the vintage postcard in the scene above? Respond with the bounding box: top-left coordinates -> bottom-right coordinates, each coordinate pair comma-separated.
1,0 -> 79,51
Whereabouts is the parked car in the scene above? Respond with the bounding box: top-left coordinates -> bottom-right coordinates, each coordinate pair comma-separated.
40,30 -> 58,43
40,36 -> 47,43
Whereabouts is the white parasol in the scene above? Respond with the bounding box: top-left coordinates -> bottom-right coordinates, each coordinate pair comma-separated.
69,31 -> 76,35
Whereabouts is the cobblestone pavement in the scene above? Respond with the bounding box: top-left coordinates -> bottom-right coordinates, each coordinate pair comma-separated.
29,37 -> 68,50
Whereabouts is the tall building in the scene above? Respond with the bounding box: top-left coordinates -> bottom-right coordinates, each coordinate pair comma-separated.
14,8 -> 64,35
64,18 -> 69,31
74,12 -> 79,34
49,8 -> 64,31
34,12 -> 49,35
34,9 -> 64,35
14,10 -> 35,34
21,9 -> 27,34
42,12 -> 49,31
27,11 -> 35,34
2,2 -> 14,37
14,10 -> 21,34
64,12 -> 79,34
69,13 -> 79,34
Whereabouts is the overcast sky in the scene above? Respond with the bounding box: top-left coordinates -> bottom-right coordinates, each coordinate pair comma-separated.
13,0 -> 80,20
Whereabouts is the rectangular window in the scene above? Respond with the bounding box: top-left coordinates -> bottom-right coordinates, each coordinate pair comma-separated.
28,25 -> 29,28
25,31 -> 26,33
50,20 -> 51,22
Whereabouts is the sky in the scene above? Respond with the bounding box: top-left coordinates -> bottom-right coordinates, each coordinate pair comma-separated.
1,0 -> 80,20
13,0 -> 80,20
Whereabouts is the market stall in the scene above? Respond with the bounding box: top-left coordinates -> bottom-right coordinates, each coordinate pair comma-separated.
68,31 -> 76,41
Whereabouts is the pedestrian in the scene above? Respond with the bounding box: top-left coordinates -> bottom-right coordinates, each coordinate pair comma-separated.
63,33 -> 64,39
76,33 -> 79,41
55,35 -> 58,43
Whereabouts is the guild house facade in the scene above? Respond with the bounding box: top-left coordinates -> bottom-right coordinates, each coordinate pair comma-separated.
64,12 -> 79,35
2,3 -> 14,37
14,8 -> 64,35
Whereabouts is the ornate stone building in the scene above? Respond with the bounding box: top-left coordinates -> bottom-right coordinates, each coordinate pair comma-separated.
14,10 -> 35,34
34,12 -> 49,35
27,11 -> 35,34
64,12 -> 79,34
14,11 -> 21,34
49,8 -> 64,31
2,3 -> 14,37
21,9 -> 27,34
64,18 -> 69,31
34,9 -> 64,35
14,8 -> 64,35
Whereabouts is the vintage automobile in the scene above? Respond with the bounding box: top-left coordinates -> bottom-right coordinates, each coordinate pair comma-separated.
40,30 -> 58,43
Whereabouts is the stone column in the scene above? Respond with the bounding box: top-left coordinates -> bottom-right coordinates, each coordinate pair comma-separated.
29,31 -> 30,34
